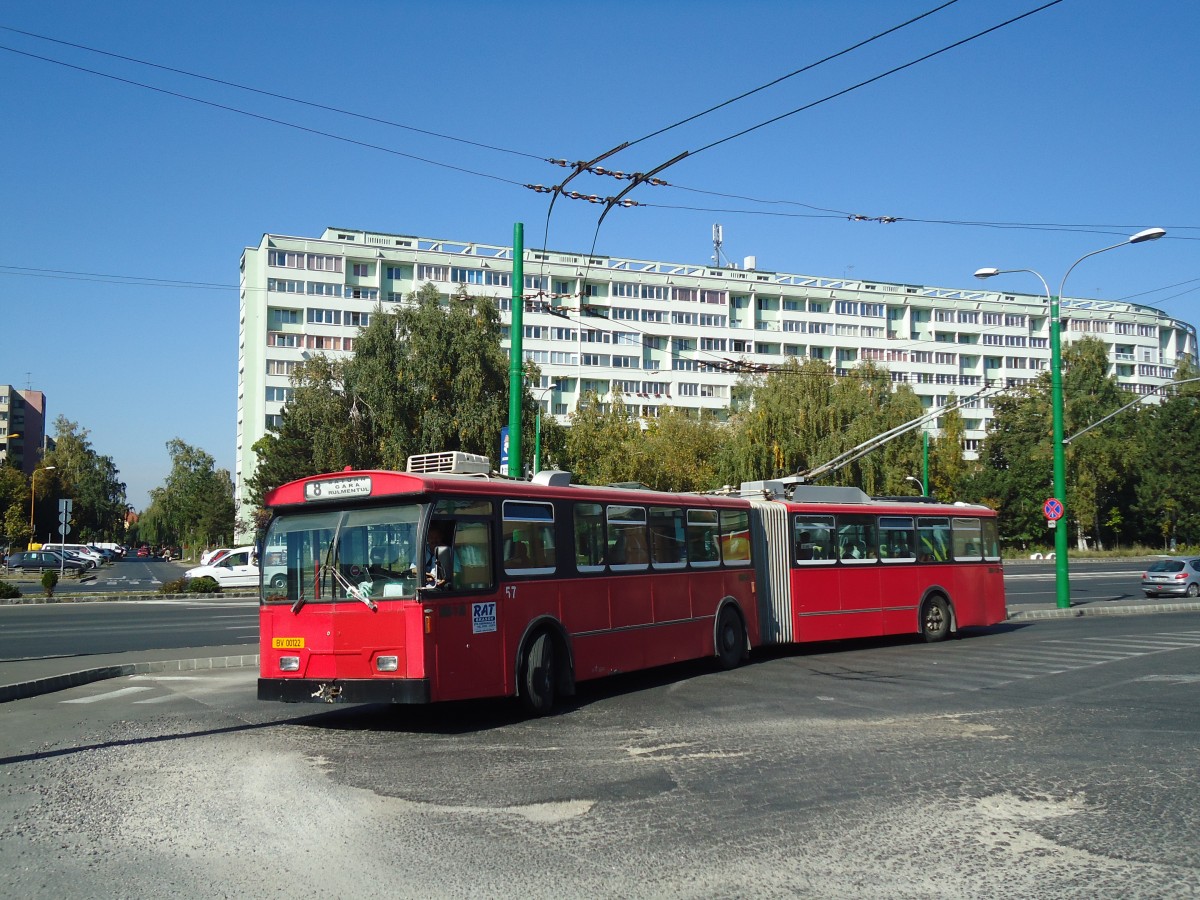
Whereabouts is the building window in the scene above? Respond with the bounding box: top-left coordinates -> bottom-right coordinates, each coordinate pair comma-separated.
307,308 -> 342,325
307,254 -> 342,272
268,250 -> 304,268
418,264 -> 448,281
352,263 -> 371,278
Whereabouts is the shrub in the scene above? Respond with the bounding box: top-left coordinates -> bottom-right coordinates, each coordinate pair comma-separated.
0,580 -> 21,600
188,576 -> 221,593
158,578 -> 186,594
41,569 -> 58,598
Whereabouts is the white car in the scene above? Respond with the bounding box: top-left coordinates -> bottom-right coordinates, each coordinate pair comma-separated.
184,545 -> 259,588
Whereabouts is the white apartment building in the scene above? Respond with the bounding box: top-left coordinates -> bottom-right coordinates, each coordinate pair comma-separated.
237,226 -> 1197,526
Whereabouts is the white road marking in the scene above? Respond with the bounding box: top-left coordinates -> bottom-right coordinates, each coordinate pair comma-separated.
62,686 -> 154,704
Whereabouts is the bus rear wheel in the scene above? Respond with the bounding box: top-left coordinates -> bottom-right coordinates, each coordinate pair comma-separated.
519,631 -> 557,716
920,595 -> 952,643
715,606 -> 747,670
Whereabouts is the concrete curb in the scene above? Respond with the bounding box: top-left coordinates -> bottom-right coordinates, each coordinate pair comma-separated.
1007,601 -> 1200,621
0,590 -> 256,605
0,651 -> 260,703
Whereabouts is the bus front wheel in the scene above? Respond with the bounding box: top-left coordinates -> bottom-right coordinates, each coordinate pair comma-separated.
519,631 -> 557,716
715,606 -> 747,669
920,595 -> 952,643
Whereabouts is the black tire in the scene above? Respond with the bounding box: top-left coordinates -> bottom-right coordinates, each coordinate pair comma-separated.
270,573 -> 286,589
1187,583 -> 1199,598
519,631 -> 557,716
920,594 -> 952,642
715,605 -> 747,670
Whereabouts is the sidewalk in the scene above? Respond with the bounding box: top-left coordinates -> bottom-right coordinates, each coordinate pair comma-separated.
0,644 -> 258,703
3,593 -> 1198,704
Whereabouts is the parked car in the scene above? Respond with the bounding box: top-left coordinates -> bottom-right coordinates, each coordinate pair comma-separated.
41,543 -> 104,567
184,545 -> 259,589
136,546 -> 151,558
1141,556 -> 1200,598
59,549 -> 98,569
6,550 -> 87,576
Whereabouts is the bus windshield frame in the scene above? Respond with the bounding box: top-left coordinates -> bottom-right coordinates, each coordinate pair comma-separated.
262,501 -> 426,606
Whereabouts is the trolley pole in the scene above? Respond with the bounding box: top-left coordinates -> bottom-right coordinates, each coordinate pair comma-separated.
507,222 -> 524,477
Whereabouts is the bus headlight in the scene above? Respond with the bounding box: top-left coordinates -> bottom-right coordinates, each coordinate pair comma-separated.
279,656 -> 300,672
376,655 -> 399,672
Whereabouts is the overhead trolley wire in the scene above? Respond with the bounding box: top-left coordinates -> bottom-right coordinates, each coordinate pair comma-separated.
0,24 -> 547,164
0,43 -> 532,188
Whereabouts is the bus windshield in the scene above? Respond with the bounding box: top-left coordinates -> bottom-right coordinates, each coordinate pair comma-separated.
262,503 -> 425,605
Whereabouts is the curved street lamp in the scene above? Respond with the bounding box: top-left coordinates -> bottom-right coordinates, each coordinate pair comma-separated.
533,381 -> 565,476
974,227 -> 1166,609
29,465 -> 57,546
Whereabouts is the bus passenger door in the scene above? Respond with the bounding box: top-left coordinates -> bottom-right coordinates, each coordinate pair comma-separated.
428,519 -> 506,702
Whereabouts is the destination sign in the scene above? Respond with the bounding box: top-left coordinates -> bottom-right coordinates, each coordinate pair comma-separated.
304,475 -> 372,501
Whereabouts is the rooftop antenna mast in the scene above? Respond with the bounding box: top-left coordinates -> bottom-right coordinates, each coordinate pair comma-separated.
712,223 -> 723,267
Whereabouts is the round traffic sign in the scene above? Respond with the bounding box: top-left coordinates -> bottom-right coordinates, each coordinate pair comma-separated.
1043,498 -> 1063,520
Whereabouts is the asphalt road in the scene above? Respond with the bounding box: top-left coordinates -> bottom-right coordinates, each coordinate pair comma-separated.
1,612 -> 1198,897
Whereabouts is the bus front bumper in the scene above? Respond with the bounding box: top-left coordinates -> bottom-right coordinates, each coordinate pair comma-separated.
258,677 -> 432,704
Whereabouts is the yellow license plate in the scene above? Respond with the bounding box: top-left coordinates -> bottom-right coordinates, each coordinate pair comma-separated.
272,637 -> 304,649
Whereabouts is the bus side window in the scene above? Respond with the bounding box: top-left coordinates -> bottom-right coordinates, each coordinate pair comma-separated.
451,521 -> 493,590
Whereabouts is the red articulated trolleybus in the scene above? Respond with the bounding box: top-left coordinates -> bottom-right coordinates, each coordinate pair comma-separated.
257,454 -> 1006,714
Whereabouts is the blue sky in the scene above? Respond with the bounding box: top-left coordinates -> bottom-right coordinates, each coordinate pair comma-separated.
2,0 -> 1196,510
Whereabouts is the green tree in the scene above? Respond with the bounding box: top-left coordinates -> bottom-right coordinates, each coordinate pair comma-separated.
929,398 -> 972,501
248,284 -> 540,518
1061,337 -> 1139,550
39,417 -> 127,543
1131,358 -> 1200,547
631,408 -> 727,493
140,440 -> 235,552
0,463 -> 30,547
717,360 -> 924,494
563,389 -> 643,486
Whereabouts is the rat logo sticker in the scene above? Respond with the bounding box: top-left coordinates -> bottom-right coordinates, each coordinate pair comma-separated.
472,601 -> 497,634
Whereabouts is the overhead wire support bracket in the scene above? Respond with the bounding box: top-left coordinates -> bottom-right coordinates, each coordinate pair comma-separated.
597,151 -> 689,228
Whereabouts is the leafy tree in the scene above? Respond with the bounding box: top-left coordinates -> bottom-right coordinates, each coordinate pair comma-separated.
139,440 -> 234,551
0,463 -> 30,547
929,397 -> 972,501
1130,358 -> 1200,547
248,284 -> 541,519
563,389 -> 643,486
1061,337 -> 1138,550
630,407 -> 727,493
717,360 -> 925,494
38,417 -> 127,543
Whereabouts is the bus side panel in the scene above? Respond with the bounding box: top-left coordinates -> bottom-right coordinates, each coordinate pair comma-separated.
428,593 -> 507,702
834,566 -> 884,638
790,567 -> 846,643
880,565 -> 921,636
652,569 -> 692,630
946,564 -> 1006,628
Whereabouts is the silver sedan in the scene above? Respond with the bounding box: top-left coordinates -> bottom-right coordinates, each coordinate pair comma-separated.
1141,556 -> 1200,598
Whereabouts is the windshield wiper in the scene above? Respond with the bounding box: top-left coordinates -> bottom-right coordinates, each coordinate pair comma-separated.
290,589 -> 306,615
329,565 -> 378,612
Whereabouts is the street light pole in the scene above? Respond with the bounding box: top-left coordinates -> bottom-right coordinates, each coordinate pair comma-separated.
29,465 -> 57,547
532,381 -> 563,475
975,227 -> 1166,609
